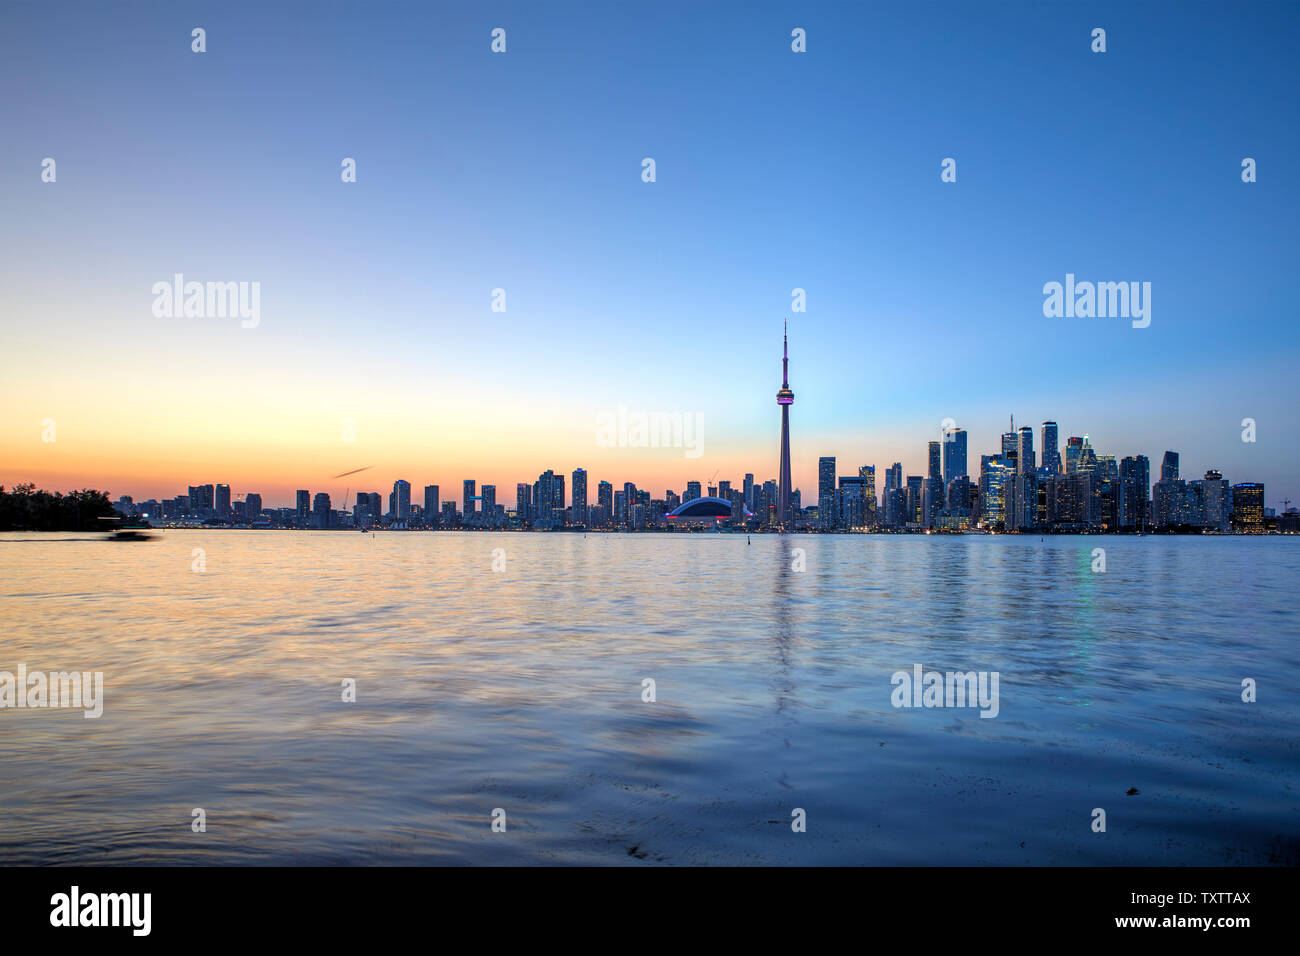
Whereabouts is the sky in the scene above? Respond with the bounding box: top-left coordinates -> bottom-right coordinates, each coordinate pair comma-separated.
2,0 -> 1298,510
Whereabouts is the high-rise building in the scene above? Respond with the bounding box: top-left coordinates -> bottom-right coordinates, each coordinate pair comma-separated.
817,457 -> 836,530
296,489 -> 310,526
1064,437 -> 1083,474
1041,421 -> 1060,474
1118,455 -> 1150,530
942,429 -> 967,487
1017,427 -> 1035,475
312,492 -> 331,529
685,481 -> 702,502
859,465 -> 877,523
215,484 -> 232,516
516,483 -> 532,526
424,485 -> 439,527
462,480 -> 476,521
393,480 -> 411,520
979,455 -> 1014,527
245,493 -> 262,520
1232,483 -> 1264,532
597,480 -> 613,526
927,441 -> 941,481
906,475 -> 923,525
743,474 -> 755,511
1161,451 -> 1180,482
572,468 -> 588,526
1197,470 -> 1231,532
776,321 -> 795,529
921,477 -> 943,529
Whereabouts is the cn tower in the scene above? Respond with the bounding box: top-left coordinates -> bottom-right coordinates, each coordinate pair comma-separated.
776,320 -> 795,529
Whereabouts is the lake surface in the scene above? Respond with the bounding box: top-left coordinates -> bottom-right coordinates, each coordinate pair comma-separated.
1,530 -> 1296,865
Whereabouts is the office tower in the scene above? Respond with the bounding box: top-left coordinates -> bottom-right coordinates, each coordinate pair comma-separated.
921,477 -> 943,529
927,441 -> 941,481
597,480 -> 613,526
1017,427 -> 1035,474
1001,429 -> 1018,458
515,483 -> 531,526
1161,451 -> 1179,482
1041,421 -> 1060,474
946,475 -> 971,513
532,470 -> 558,527
623,482 -> 638,528
215,483 -> 231,516
188,483 -> 215,514
1117,455 -> 1150,530
1197,470 -> 1231,532
776,321 -> 796,529
1231,483 -> 1264,532
942,429 -> 967,488
979,456 -> 1013,528
312,492 -> 331,529
859,465 -> 877,523
462,480 -> 476,521
246,493 -> 262,520
886,463 -> 902,494
760,479 -> 777,526
685,481 -> 702,502
423,486 -> 440,527
1153,473 -> 1188,528
817,457 -> 836,530
1064,437 -> 1083,473
296,490 -> 310,526
572,468 -> 587,526
718,480 -> 731,501
743,473 -> 755,511
906,476 -> 923,525
391,480 -> 411,520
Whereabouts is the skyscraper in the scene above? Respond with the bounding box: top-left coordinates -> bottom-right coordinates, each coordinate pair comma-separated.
1118,455 -> 1150,530
312,492 -> 331,529
1041,421 -> 1060,474
597,480 -> 613,525
776,321 -> 795,529
1017,427 -> 1035,474
818,456 -> 836,530
424,485 -> 439,527
572,468 -> 588,526
1161,451 -> 1180,482
215,483 -> 231,517
296,489 -> 310,526
1232,483 -> 1264,532
942,428 -> 967,487
927,441 -> 942,481
392,480 -> 411,520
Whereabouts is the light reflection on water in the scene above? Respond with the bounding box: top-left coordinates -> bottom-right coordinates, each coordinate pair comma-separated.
1,530 -> 1296,865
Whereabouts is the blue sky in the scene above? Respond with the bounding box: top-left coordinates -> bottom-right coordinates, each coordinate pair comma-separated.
2,1 -> 1297,507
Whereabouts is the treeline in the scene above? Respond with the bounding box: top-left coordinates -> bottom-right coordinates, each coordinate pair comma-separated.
0,483 -> 120,531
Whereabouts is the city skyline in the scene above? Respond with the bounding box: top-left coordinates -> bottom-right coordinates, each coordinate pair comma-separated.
2,3 -> 1298,508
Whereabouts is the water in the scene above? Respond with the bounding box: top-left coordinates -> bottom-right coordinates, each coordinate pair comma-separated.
1,530 -> 1296,865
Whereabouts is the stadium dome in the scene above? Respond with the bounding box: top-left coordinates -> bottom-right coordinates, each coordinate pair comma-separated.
666,496 -> 752,521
